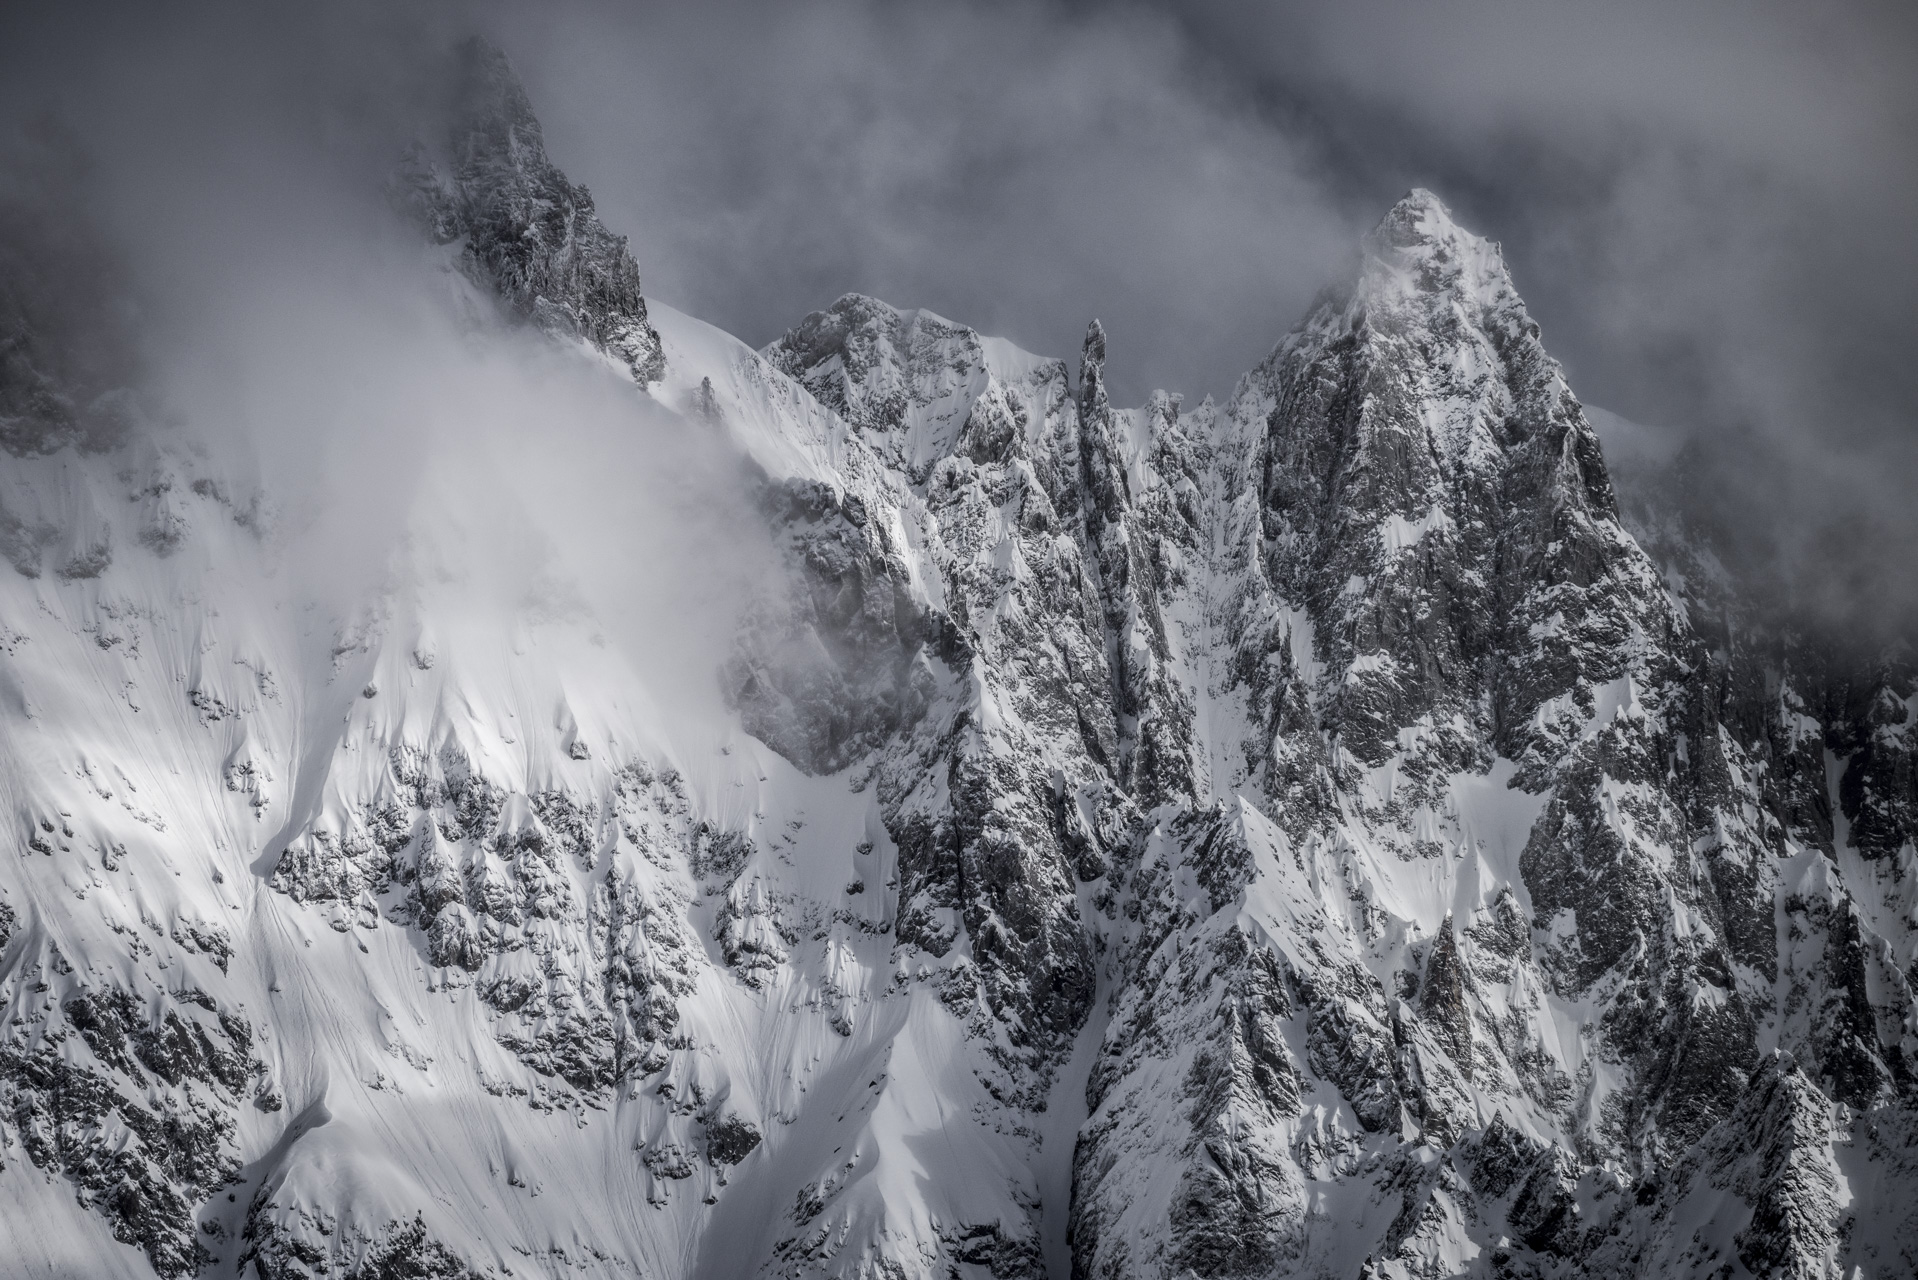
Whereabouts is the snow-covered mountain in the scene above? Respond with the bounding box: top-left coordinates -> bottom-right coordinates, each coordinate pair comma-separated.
3,41 -> 1915,1280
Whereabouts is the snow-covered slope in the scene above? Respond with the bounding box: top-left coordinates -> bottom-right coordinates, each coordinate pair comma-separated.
3,45 -> 1916,1280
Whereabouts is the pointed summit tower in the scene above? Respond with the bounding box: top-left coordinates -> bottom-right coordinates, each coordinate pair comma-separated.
1077,316 -> 1108,416
401,38 -> 666,383
1359,188 -> 1533,321
1236,189 -> 1652,766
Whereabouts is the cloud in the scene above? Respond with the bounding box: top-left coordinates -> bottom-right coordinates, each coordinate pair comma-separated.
1161,0 -> 1918,633
0,0 -> 772,730
474,0 -> 1918,630
6,0 -> 1914,636
481,0 -> 1360,405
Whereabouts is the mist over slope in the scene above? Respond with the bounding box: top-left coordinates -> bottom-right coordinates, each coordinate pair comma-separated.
1,23 -> 1916,1280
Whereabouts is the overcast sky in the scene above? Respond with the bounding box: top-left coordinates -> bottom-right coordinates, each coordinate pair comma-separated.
490,0 -> 1918,632
4,0 -> 1916,632
488,1 -> 1914,412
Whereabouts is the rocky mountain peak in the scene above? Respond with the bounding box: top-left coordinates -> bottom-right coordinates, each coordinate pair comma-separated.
1336,190 -> 1543,433
1361,186 -> 1515,307
763,292 -> 965,431
1223,191 -> 1649,771
445,35 -> 543,162
8,52 -> 1918,1276
764,291 -> 1069,478
1370,185 -> 1466,245
1078,317 -> 1106,370
1077,318 -> 1108,417
400,38 -> 665,383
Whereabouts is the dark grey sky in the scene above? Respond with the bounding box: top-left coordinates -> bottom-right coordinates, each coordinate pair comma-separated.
485,0 -> 1918,630
489,1 -> 1915,411
4,0 -> 1916,630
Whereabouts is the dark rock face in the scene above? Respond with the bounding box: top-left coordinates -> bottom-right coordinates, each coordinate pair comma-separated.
1837,675 -> 1918,861
269,750 -> 703,1093
242,1210 -> 484,1280
703,1113 -> 762,1165
1070,321 -> 1198,809
1420,919 -> 1472,1069
402,39 -> 664,384
1242,190 -> 1668,775
1,975 -> 257,1278
725,476 -> 942,776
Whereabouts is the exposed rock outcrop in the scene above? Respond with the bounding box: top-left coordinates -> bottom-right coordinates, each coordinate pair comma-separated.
402,39 -> 665,384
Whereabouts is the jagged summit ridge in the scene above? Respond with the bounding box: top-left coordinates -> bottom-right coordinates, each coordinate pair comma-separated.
763,291 -> 1066,480
3,47 -> 1917,1280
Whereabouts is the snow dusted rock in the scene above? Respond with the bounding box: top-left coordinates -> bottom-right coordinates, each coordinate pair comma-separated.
1051,191 -> 1918,1280
1230,188 -> 1668,778
0,973 -> 259,1277
762,294 -> 1119,1082
5,40 -> 1918,1278
401,39 -> 665,385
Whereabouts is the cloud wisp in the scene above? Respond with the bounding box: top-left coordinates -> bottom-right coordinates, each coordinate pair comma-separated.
0,1 -> 773,732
